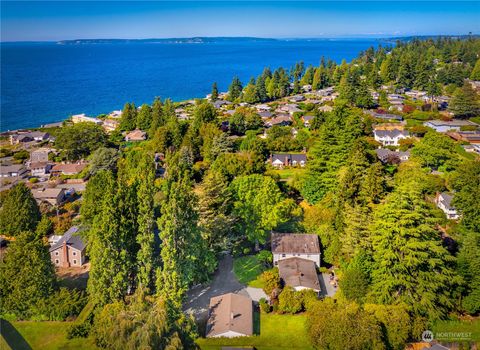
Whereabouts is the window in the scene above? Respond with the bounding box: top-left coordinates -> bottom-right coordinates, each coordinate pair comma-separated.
282,254 -> 286,258
55,259 -> 59,264
73,260 -> 77,265
55,251 -> 59,256
73,251 -> 76,256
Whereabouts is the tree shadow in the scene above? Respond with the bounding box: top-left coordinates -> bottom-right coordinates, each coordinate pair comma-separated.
253,307 -> 261,336
0,319 -> 32,350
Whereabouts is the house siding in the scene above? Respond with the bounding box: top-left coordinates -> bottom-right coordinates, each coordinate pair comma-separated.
273,253 -> 320,267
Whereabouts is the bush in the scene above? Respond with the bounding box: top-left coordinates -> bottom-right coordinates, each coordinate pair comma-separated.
278,287 -> 303,314
34,287 -> 87,321
13,150 -> 29,161
260,268 -> 280,297
66,322 -> 91,339
259,298 -> 271,313
29,177 -> 39,183
298,289 -> 318,311
257,250 -> 273,266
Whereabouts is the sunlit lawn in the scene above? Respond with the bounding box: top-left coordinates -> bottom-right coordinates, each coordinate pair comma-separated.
271,167 -> 306,180
233,255 -> 265,287
196,313 -> 313,350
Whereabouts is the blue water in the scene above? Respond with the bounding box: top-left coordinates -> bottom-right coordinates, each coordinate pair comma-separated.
1,39 -> 380,131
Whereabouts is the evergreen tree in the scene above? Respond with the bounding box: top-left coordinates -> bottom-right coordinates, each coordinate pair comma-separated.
470,59 -> 480,80
255,75 -> 268,102
211,82 -> 219,101
451,159 -> 480,232
228,76 -> 243,101
193,101 -> 217,130
0,183 -> 41,236
449,82 -> 480,118
149,97 -> 164,137
136,103 -> 152,130
456,231 -> 480,314
368,183 -> 459,320
81,170 -> 115,226
243,77 -> 258,103
0,231 -> 56,318
119,102 -> 137,131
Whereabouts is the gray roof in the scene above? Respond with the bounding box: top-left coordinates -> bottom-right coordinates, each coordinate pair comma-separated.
375,149 -> 410,163
271,233 -> 320,254
271,153 -> 307,163
278,257 -> 321,291
426,119 -> 476,127
439,192 -> 455,210
207,293 -> 253,337
374,129 -> 410,138
49,226 -> 86,252
0,164 -> 26,175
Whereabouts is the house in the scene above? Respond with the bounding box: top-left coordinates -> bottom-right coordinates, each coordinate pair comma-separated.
71,114 -> 102,125
0,164 -> 28,178
318,105 -> 333,113
365,110 -> 403,121
9,133 -> 33,145
49,226 -> 87,267
48,234 -> 63,245
30,162 -> 53,177
102,119 -> 120,132
255,104 -> 271,112
270,153 -> 307,168
446,131 -> 480,144
435,192 -> 460,220
213,100 -> 231,109
280,104 -> 302,115
51,163 -> 87,176
289,95 -> 305,103
266,115 -> 292,127
30,148 -> 52,162
375,149 -> 410,164
278,258 -> 321,293
373,128 -> 410,147
424,119 -> 477,133
271,233 -> 321,267
125,129 -> 147,142
258,111 -> 272,119
206,293 -> 253,338
302,115 -> 315,127
108,110 -> 122,119
32,187 -> 66,206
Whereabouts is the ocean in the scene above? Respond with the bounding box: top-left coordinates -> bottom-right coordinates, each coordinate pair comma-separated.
1,39 -> 382,131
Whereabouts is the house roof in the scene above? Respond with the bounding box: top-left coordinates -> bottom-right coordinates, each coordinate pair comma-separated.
271,233 -> 320,254
302,115 -> 315,121
268,115 -> 292,126
426,119 -> 476,127
271,153 -> 307,163
49,226 -> 86,252
374,129 -> 410,138
125,129 -> 146,140
51,163 -> 86,174
0,164 -> 26,175
375,149 -> 410,162
206,293 -> 253,337
30,161 -> 50,169
32,187 -> 64,200
438,192 -> 455,210
278,257 -> 321,291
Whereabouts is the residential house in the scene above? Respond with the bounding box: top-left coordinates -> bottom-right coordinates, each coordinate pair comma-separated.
255,104 -> 271,112
405,90 -> 427,101
108,110 -> 122,119
30,162 -> 53,177
302,115 -> 315,127
278,258 -> 321,293
102,119 -> 120,132
375,149 -> 410,164
302,84 -> 312,92
125,129 -> 147,142
266,115 -> 292,127
289,95 -> 305,103
435,192 -> 460,220
258,111 -> 272,119
0,164 -> 28,178
446,131 -> 480,144
71,114 -> 102,125
213,100 -> 231,109
424,119 -> 477,133
32,187 -> 66,206
467,80 -> 480,91
206,293 -> 253,338
51,163 -> 87,176
270,153 -> 307,168
365,110 -> 403,121
49,226 -> 87,267
30,148 -> 52,162
462,144 -> 480,154
373,128 -> 410,147
280,104 -> 302,116
318,105 -> 333,113
10,131 -> 50,145
271,233 -> 321,267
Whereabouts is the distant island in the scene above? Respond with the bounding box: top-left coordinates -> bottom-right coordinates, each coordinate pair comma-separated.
57,37 -> 279,45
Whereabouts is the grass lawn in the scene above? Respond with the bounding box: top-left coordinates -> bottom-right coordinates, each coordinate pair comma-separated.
270,168 -> 306,181
0,319 -> 96,350
432,318 -> 480,342
233,255 -> 265,287
196,313 -> 313,350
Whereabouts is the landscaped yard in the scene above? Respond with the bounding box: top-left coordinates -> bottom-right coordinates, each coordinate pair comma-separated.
0,319 -> 96,350
271,168 -> 306,181
196,313 -> 313,350
233,255 -> 265,288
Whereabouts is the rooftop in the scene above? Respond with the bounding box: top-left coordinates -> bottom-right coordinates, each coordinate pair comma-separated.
278,257 -> 321,291
49,226 -> 86,252
271,233 -> 320,254
206,293 -> 253,337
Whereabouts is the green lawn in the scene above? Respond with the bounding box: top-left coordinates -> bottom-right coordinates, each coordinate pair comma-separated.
271,168 -> 306,181
0,319 -> 96,350
196,313 -> 313,350
432,318 -> 480,342
233,255 -> 265,287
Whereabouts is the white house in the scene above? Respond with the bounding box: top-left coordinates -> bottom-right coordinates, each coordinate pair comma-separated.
271,233 -> 321,267
71,114 -> 102,125
206,293 -> 253,338
435,192 -> 460,220
423,120 -> 478,133
373,128 -> 410,147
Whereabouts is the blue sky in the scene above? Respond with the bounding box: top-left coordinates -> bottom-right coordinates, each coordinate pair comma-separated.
1,1 -> 479,41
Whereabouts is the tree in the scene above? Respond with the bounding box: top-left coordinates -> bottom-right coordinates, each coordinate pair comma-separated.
411,131 -> 458,170
149,97 -> 164,136
211,82 -> 219,101
88,147 -> 119,176
228,76 -> 243,101
136,154 -> 157,293
230,174 -> 296,248
197,170 -> 234,254
243,77 -> 258,103
278,287 -> 303,314
81,170 -> 115,226
456,231 -> 480,315
0,183 -> 41,236
0,231 -> 56,319
255,75 -> 268,102
449,82 -> 480,118
193,101 -> 217,130
470,59 -> 480,80
368,182 -> 459,320
55,122 -> 107,160
119,102 -> 137,131
136,104 -> 152,130
339,266 -> 369,303
260,268 -> 280,297
307,299 -> 385,350
451,159 -> 480,232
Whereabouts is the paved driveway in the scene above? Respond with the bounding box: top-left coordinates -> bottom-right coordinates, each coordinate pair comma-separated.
183,254 -> 267,324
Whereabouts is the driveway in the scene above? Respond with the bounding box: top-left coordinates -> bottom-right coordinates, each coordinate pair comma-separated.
319,272 -> 338,297
183,254 -> 266,324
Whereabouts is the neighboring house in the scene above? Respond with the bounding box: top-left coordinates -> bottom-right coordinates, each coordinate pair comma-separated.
102,119 -> 120,132
258,111 -> 273,119
10,131 -> 50,145
266,115 -> 292,127
318,105 -> 333,113
32,187 -> 66,206
289,95 -> 306,103
51,163 -> 87,176
446,131 -> 480,144
108,110 -> 122,119
302,115 -> 315,127
375,149 -> 410,164
125,129 -> 147,142
365,110 -> 403,121
48,234 -> 63,245
30,148 -> 52,162
278,257 -> 321,293
255,104 -> 271,112
30,162 -> 53,177
373,128 -> 410,146
0,164 -> 28,178
49,226 -> 87,267
435,192 -> 460,220
271,233 -> 321,267
71,114 -> 102,125
206,293 -> 253,338
213,100 -> 231,109
280,104 -> 302,115
424,119 -> 477,133
270,153 -> 307,168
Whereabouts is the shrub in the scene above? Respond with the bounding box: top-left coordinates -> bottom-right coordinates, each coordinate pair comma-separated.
298,289 -> 318,311
29,177 -> 39,183
260,268 -> 280,297
278,287 -> 303,314
257,250 -> 273,267
259,298 -> 271,313
66,322 -> 91,339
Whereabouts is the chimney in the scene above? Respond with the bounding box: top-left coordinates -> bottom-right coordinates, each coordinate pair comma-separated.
285,155 -> 289,166
62,240 -> 70,268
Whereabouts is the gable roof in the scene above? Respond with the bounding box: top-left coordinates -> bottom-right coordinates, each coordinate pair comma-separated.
207,293 -> 253,337
278,257 -> 321,291
271,233 -> 320,254
438,192 -> 455,210
374,129 -> 410,138
51,163 -> 86,174
49,226 -> 86,252
271,153 -> 307,163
